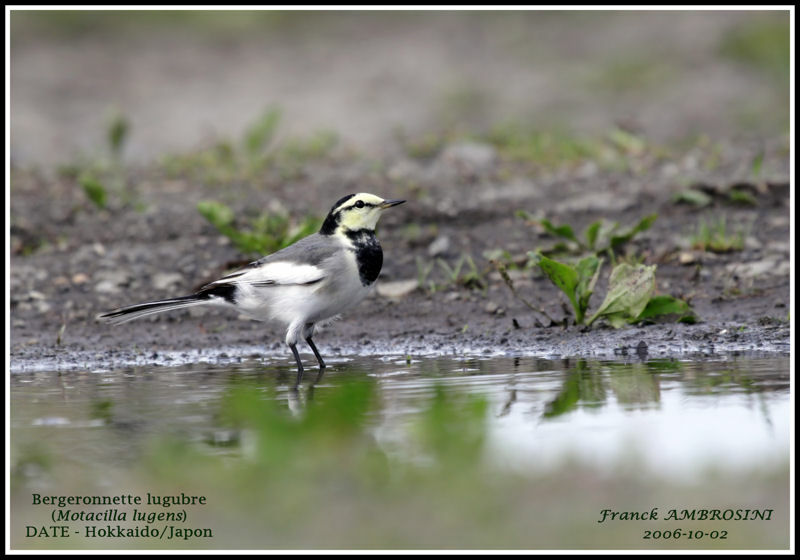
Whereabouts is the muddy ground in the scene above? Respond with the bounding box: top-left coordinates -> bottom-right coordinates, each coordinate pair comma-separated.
8,11 -> 792,372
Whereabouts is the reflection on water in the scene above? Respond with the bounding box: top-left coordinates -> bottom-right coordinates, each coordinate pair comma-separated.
11,355 -> 789,480
9,354 -> 790,550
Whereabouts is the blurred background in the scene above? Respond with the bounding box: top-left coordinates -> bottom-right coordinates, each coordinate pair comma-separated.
10,9 -> 790,166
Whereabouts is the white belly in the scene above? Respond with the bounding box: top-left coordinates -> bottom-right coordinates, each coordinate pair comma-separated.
230,249 -> 374,343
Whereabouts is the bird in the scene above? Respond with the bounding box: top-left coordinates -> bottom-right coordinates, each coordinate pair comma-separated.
97,193 -> 405,385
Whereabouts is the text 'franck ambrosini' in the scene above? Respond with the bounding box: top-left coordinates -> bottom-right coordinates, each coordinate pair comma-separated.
597,508 -> 774,523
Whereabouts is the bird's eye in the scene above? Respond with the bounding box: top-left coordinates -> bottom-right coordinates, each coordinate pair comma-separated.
355,200 -> 365,209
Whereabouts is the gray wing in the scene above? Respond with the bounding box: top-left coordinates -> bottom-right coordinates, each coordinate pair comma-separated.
202,234 -> 344,289
245,233 -> 342,269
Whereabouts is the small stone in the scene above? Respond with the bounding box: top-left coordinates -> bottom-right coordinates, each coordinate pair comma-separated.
94,270 -> 130,293
95,280 -> 119,294
152,272 -> 184,291
71,273 -> 89,284
743,236 -> 762,251
376,279 -> 418,299
726,259 -> 789,279
678,251 -> 697,265
485,301 -> 499,314
428,235 -> 450,257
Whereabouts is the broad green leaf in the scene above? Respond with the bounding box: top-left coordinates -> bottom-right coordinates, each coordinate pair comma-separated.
538,219 -> 580,245
80,175 -> 107,209
636,295 -> 693,321
587,263 -> 656,326
590,220 -> 620,252
575,255 -> 602,324
728,189 -> 757,206
608,127 -> 646,156
672,189 -> 712,208
537,254 -> 580,322
583,220 -> 603,250
610,214 -> 657,249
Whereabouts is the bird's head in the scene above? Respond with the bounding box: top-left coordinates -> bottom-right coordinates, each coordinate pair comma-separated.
320,193 -> 405,236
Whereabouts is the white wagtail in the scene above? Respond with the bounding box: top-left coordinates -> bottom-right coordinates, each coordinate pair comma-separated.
98,193 -> 405,384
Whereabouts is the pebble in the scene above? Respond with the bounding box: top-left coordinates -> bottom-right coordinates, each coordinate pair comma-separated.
94,270 -> 130,293
428,235 -> 450,257
152,272 -> 184,291
376,279 -> 418,299
726,258 -> 789,279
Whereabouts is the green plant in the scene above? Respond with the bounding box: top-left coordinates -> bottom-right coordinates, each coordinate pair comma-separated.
69,110 -> 138,211
437,255 -> 487,292
672,188 -> 712,208
501,253 -> 695,328
107,110 -> 130,159
520,212 -> 657,260
690,216 -> 745,253
416,256 -> 438,294
535,254 -> 603,325
728,188 -> 757,206
79,174 -> 108,209
197,200 -> 321,256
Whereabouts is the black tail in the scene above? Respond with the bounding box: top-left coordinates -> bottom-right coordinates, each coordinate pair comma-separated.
97,295 -> 207,325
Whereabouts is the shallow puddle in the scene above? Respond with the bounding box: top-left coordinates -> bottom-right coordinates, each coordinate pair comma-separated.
11,354 -> 789,477
9,353 -> 790,549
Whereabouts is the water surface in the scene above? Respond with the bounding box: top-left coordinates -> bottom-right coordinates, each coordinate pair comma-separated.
10,353 -> 791,549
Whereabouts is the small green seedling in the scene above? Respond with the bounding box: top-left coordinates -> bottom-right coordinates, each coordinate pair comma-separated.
107,111 -> 130,159
197,200 -> 321,256
672,188 -> 712,208
690,216 -> 745,253
728,188 -> 757,206
80,174 -> 108,209
416,257 -> 437,294
521,213 -> 657,259
437,255 -> 487,292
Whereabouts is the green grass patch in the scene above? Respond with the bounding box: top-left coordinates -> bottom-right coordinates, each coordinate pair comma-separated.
519,211 -> 657,261
690,216 -> 746,253
197,200 -> 321,257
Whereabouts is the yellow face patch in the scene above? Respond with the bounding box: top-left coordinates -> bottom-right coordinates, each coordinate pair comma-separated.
335,193 -> 387,232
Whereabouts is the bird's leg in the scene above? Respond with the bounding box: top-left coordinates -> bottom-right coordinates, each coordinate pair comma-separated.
305,336 -> 326,371
289,343 -> 304,386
